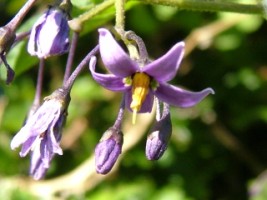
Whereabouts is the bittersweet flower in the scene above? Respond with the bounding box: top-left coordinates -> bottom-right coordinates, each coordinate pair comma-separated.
10,88 -> 70,179
90,28 -> 214,124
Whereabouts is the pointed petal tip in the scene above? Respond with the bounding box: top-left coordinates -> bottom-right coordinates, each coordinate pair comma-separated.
177,41 -> 185,48
206,87 -> 215,95
154,84 -> 214,108
19,151 -> 27,157
89,56 -> 97,69
98,28 -> 109,36
10,137 -> 20,151
55,148 -> 63,155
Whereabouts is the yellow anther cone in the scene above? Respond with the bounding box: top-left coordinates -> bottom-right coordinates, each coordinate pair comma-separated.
130,73 -> 150,124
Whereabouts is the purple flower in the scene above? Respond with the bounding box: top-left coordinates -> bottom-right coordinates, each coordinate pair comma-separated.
27,7 -> 70,58
10,88 -> 70,179
89,28 -> 214,124
95,127 -> 123,174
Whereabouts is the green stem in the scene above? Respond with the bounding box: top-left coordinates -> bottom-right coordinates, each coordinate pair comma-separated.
68,0 -> 115,32
69,0 -> 264,32
138,0 -> 263,15
115,0 -> 126,32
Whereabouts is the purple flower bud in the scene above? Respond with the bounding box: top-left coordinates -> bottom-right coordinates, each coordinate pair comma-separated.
27,7 -> 70,58
146,106 -> 172,160
95,127 -> 123,174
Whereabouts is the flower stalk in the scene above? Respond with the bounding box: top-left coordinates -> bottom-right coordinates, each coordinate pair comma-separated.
115,0 -> 126,33
64,45 -> 99,91
68,0 -> 115,32
63,32 -> 79,84
68,0 -> 264,33
27,58 -> 45,118
5,0 -> 38,32
140,0 -> 263,15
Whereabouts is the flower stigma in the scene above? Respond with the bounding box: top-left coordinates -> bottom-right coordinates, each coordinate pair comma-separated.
130,72 -> 150,124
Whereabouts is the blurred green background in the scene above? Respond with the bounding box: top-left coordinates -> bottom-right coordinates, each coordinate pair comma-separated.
1,0 -> 267,200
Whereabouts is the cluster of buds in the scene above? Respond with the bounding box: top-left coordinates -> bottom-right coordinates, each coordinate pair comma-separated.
94,100 -> 173,175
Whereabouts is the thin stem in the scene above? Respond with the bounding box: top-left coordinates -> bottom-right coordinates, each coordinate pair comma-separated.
115,0 -> 126,32
14,31 -> 30,43
68,0 -> 115,32
64,45 -> 99,91
125,31 -> 149,64
114,98 -> 125,130
6,0 -> 38,31
162,103 -> 170,119
68,0 -> 263,33
27,58 -> 45,118
138,0 -> 263,15
63,32 -> 79,85
0,53 -> 15,84
155,98 -> 161,121
33,59 -> 45,106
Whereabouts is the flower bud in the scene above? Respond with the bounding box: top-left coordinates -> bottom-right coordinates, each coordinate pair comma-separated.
146,111 -> 172,160
95,127 -> 123,174
27,7 -> 70,58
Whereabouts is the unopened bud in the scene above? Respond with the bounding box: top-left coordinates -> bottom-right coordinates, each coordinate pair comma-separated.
146,111 -> 172,160
95,127 -> 123,174
27,7 -> 70,58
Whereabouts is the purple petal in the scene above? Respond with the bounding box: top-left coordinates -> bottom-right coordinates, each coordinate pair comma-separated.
19,135 -> 38,157
47,122 -> 63,155
124,89 -> 154,113
28,12 -> 47,56
10,126 -> 33,150
98,28 -> 138,77
30,144 -> 49,180
39,123 -> 62,169
10,100 -> 61,150
40,136 -> 53,168
89,57 -> 129,91
49,11 -> 69,55
143,42 -> 184,82
146,133 -> 167,161
154,83 -> 214,108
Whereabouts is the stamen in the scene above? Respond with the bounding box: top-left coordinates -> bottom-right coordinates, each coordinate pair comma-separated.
130,72 -> 150,124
